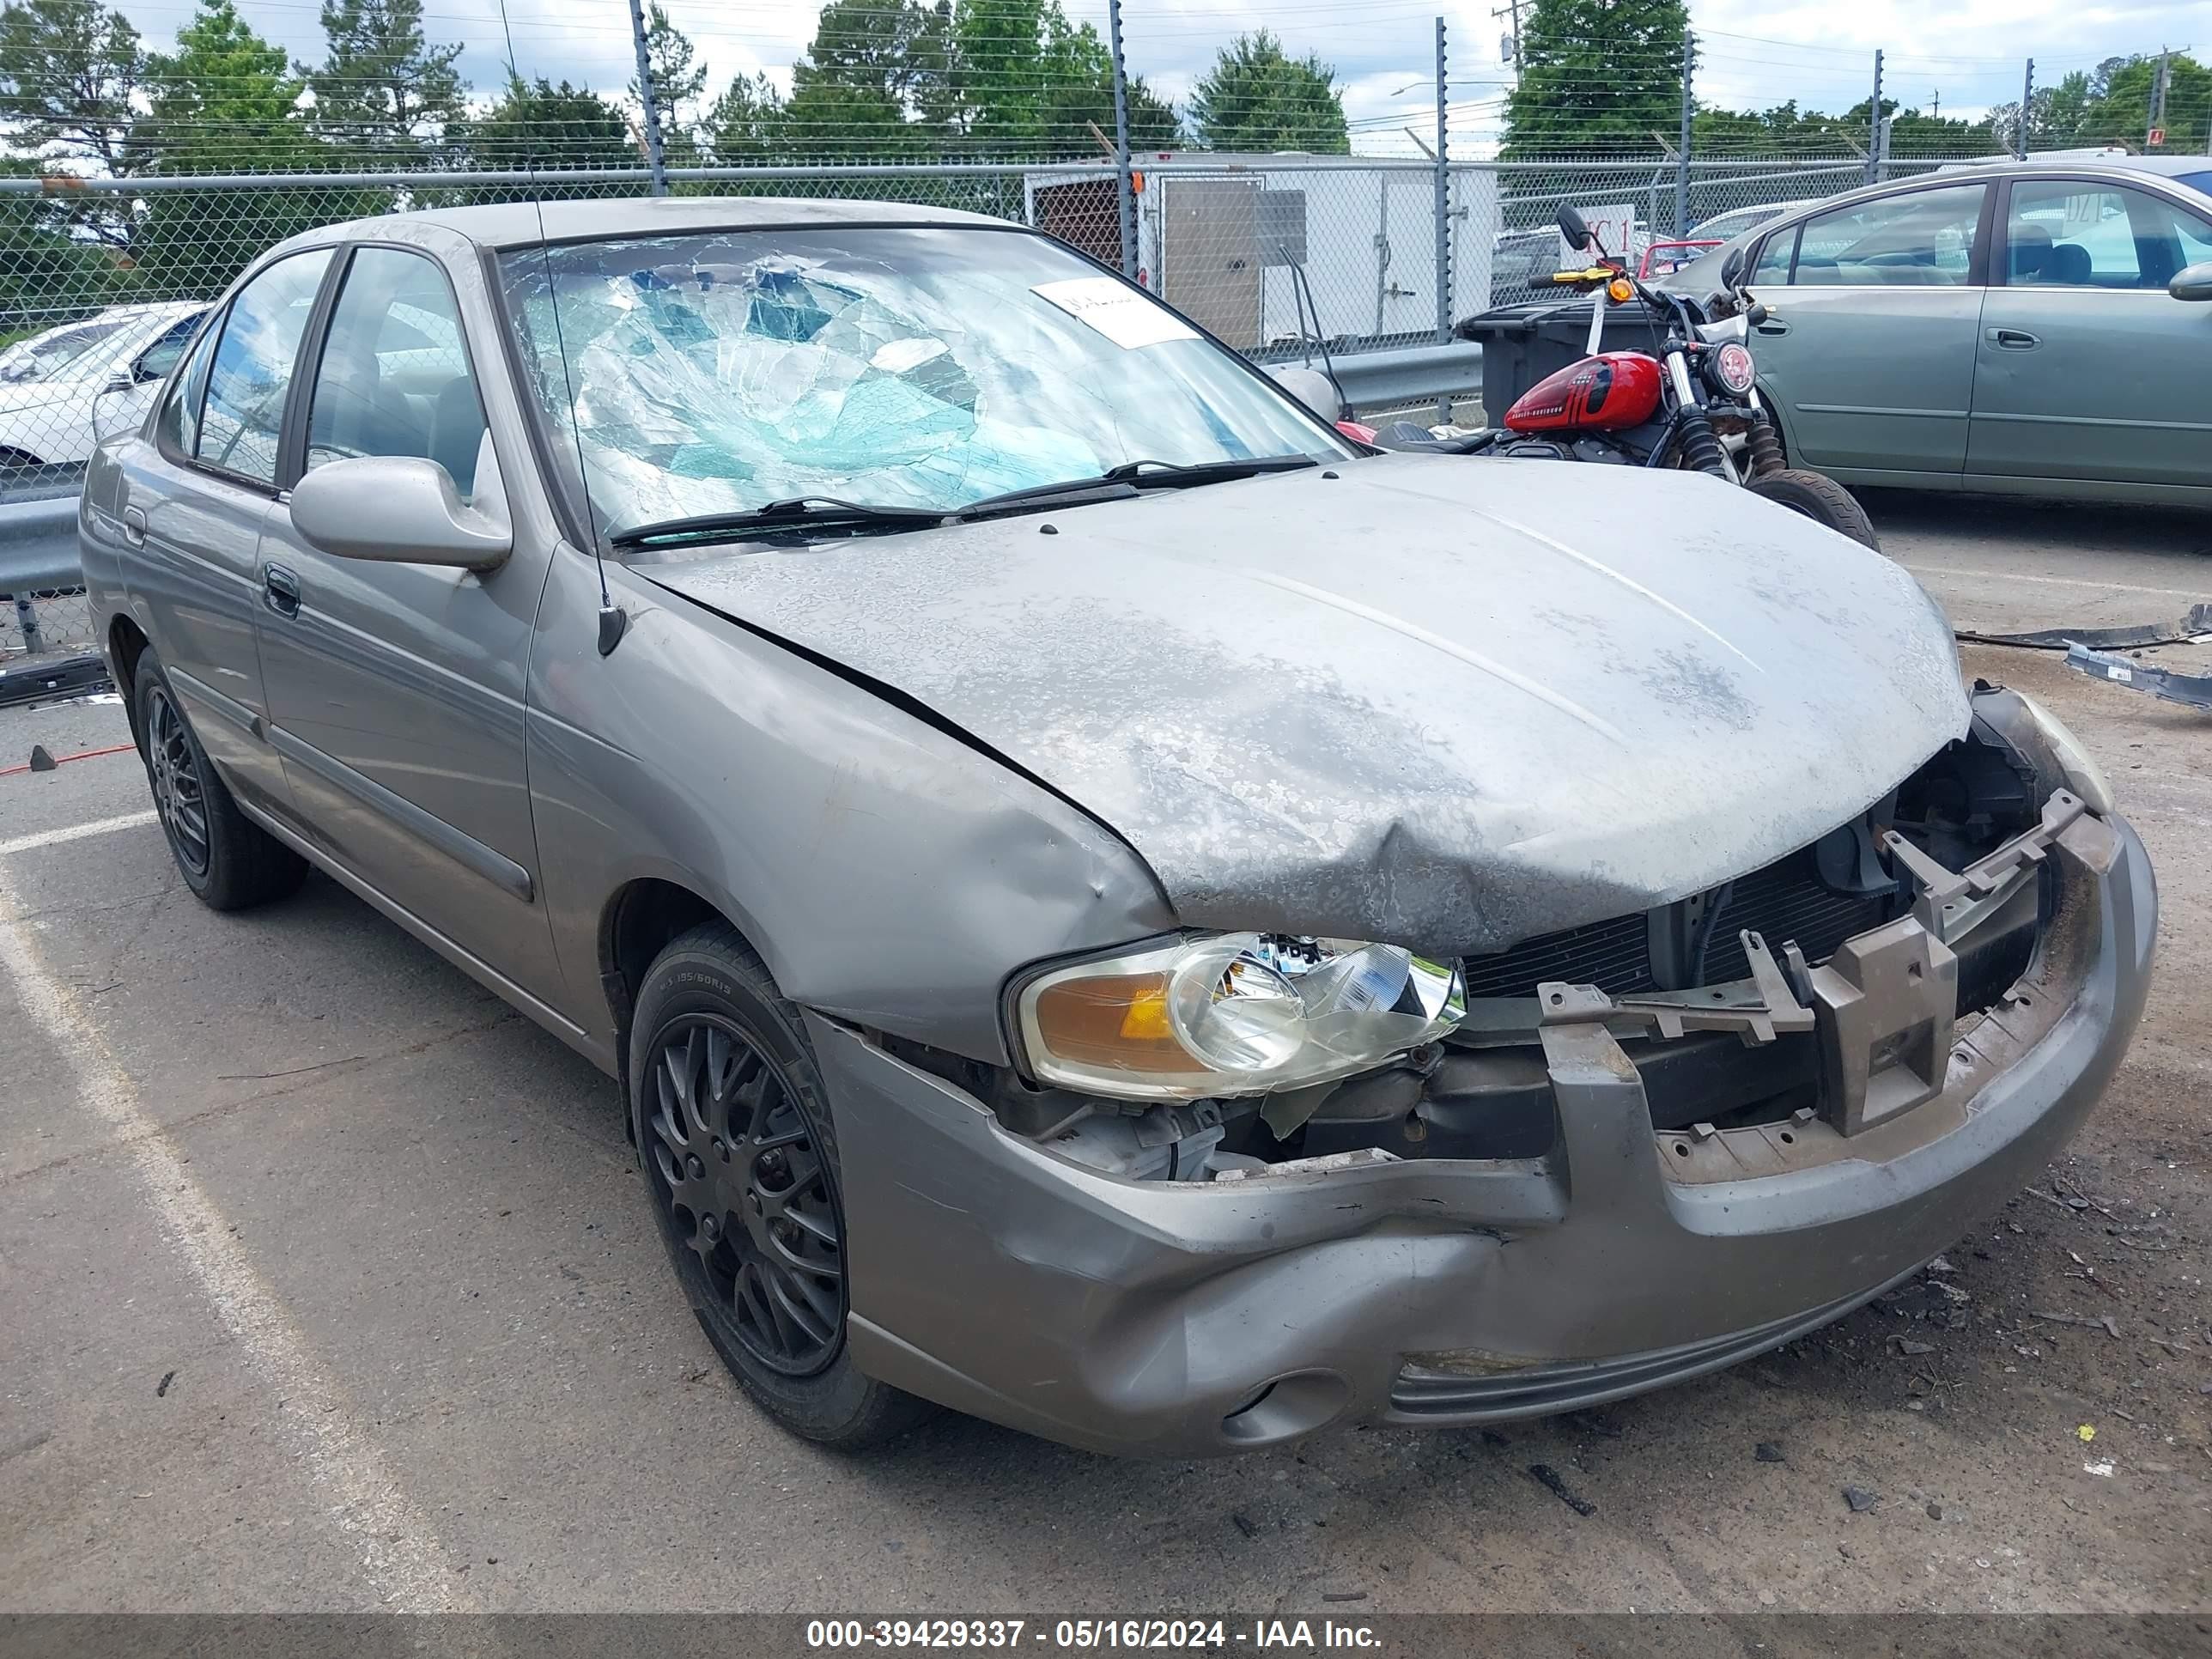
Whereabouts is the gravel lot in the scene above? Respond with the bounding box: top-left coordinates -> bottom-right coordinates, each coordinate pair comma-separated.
2,493 -> 2208,1615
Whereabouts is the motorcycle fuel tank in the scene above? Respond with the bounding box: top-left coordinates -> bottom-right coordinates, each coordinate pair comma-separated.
1505,351 -> 1663,434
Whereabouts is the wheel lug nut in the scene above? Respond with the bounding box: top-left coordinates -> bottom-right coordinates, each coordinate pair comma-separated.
712,1139 -> 728,1161
685,1154 -> 704,1179
747,1192 -> 763,1215
702,1215 -> 719,1241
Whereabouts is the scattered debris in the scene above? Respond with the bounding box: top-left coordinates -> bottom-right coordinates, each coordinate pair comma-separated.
1321,1591 -> 1367,1604
1926,1254 -> 1957,1275
2083,1461 -> 2115,1478
1956,604 -> 2212,651
1231,1512 -> 1258,1540
2076,1425 -> 2097,1443
155,1370 -> 175,1398
1925,1502 -> 1944,1521
2031,1310 -> 2122,1339
1526,1463 -> 1597,1517
1753,1442 -> 1786,1463
1480,1428 -> 1510,1448
1889,1336 -> 1936,1357
2067,643 -> 2212,710
1843,1486 -> 1879,1514
27,744 -> 56,772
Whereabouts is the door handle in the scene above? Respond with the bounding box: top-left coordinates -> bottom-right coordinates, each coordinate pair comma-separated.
262,561 -> 301,619
1985,326 -> 2041,349
120,504 -> 146,546
1754,319 -> 1790,336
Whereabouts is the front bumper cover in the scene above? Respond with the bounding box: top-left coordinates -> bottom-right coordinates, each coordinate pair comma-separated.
810,808 -> 2154,1459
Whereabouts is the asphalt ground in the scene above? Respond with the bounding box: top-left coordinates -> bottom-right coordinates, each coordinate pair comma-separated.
2,492 -> 2208,1616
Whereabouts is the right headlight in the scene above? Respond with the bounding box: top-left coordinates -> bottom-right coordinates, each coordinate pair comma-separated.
1017,933 -> 1468,1101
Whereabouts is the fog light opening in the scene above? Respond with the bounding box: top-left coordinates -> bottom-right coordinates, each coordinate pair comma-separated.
1218,1370 -> 1351,1444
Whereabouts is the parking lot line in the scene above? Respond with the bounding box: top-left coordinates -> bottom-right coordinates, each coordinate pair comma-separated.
0,854 -> 468,1612
1899,563 -> 2210,601
0,809 -> 157,860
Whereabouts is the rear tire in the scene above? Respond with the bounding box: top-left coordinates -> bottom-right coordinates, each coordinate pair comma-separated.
1745,467 -> 1881,552
132,648 -> 307,910
629,922 -> 935,1450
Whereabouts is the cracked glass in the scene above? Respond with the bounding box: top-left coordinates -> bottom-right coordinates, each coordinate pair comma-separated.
496,225 -> 1345,542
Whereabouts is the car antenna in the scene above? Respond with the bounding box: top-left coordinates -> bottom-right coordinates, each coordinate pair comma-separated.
493,0 -> 625,656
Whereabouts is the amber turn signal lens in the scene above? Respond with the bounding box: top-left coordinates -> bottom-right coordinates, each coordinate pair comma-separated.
1027,969 -> 1195,1076
1607,277 -> 1635,303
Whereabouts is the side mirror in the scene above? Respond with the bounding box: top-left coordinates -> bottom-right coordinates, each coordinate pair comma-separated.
1721,246 -> 1747,289
100,367 -> 132,394
1556,204 -> 1592,252
2171,261 -> 2212,302
287,455 -> 510,570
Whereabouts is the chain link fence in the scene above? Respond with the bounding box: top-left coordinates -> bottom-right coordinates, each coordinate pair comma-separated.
0,151 -> 1976,672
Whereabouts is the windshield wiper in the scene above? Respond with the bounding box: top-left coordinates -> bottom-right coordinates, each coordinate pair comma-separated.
952,453 -> 1322,517
608,495 -> 946,549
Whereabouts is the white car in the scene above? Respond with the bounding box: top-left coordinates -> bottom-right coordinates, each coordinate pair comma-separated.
1686,199 -> 1816,244
0,301 -> 208,470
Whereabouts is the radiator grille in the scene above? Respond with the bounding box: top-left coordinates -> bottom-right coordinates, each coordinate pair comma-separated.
1462,910 -> 1654,1000
1461,844 -> 1898,1000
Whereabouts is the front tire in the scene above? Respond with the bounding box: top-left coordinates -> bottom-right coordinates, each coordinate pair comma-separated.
629,922 -> 933,1449
132,648 -> 306,909
1745,467 -> 1881,552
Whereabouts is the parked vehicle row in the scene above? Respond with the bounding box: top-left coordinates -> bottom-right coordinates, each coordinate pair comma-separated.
82,195 -> 2154,1461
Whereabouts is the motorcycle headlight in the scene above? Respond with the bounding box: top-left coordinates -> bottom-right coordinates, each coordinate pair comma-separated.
1709,340 -> 1757,396
1017,933 -> 1468,1100
2012,690 -> 2116,814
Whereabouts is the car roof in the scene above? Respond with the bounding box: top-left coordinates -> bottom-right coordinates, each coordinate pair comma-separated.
283,194 -> 1020,253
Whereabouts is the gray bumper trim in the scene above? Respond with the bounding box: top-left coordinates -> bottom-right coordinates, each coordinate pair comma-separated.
811,813 -> 2154,1459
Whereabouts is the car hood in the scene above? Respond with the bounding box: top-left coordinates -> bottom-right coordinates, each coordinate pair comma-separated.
644,455 -> 1969,955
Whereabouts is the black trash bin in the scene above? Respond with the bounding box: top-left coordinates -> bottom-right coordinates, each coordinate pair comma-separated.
1455,296 -> 1668,430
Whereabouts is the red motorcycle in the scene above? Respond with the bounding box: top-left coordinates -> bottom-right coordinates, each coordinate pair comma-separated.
1373,206 -> 1878,550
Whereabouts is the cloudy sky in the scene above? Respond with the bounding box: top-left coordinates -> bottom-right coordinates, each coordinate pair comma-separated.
116,0 -> 2200,158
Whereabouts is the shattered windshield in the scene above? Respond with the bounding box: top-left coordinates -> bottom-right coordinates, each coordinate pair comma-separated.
496,225 -> 1347,541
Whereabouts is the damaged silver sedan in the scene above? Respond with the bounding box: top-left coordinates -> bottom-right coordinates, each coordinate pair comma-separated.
81,199 -> 2154,1457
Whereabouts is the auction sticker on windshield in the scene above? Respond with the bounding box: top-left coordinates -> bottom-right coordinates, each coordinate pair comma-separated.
1031,277 -> 1200,349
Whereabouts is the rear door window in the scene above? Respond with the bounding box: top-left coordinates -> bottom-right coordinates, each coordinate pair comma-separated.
195,248 -> 332,483
2005,179 -> 2212,289
1792,185 -> 1986,286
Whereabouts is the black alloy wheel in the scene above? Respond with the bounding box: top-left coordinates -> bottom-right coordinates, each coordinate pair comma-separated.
144,682 -> 211,878
645,1013 -> 847,1376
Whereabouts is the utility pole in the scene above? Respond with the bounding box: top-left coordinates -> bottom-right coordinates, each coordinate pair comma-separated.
1866,51 -> 1883,185
2148,48 -> 2171,148
1491,0 -> 1522,83
1433,15 -> 1451,424
1677,28 -> 1693,236
1107,0 -> 1136,278
1931,88 -> 1939,119
2017,58 -> 2033,160
626,0 -> 667,196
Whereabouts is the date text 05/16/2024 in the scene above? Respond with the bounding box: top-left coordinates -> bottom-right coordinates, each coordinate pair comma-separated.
805,1620 -> 1383,1650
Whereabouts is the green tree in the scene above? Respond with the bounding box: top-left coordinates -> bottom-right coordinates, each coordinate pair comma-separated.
1502,0 -> 1688,159
299,0 -> 465,167
448,73 -> 636,190
703,70 -> 784,164
0,0 -> 143,176
1187,31 -> 1346,154
129,0 -> 333,291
